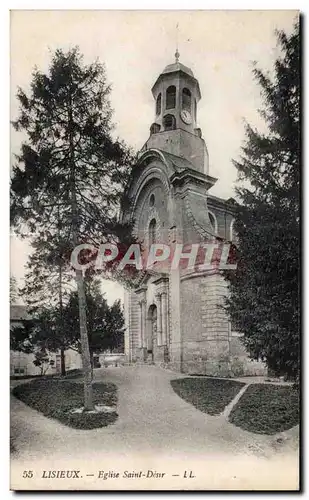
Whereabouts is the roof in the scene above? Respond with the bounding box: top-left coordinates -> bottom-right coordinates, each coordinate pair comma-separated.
161,150 -> 196,172
152,60 -> 201,99
161,62 -> 194,78
207,194 -> 237,213
10,305 -> 30,321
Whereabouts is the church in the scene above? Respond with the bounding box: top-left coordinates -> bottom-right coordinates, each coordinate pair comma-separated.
123,52 -> 265,377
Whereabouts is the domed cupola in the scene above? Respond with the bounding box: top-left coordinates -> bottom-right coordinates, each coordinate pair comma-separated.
144,51 -> 209,175
151,50 -> 201,135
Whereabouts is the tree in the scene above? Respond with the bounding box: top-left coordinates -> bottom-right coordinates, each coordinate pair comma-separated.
63,276 -> 125,365
105,300 -> 125,353
11,47 -> 134,409
27,303 -> 80,373
33,348 -> 55,376
10,321 -> 34,354
224,23 -> 300,379
27,276 -> 125,376
20,232 -> 75,375
10,275 -> 19,304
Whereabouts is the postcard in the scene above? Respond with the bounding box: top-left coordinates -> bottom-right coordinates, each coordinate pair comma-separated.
10,9 -> 300,491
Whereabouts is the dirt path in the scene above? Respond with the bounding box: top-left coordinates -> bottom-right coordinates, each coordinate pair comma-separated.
10,366 -> 299,490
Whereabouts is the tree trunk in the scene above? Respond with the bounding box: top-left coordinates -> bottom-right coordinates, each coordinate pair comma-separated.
59,260 -> 66,377
60,347 -> 66,377
75,268 -> 94,410
90,351 -> 94,380
68,84 -> 94,411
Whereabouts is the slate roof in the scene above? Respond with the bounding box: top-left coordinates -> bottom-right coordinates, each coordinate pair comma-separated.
152,61 -> 201,99
161,61 -> 194,78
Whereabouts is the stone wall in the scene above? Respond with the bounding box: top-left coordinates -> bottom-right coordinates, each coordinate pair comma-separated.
168,268 -> 182,371
176,270 -> 266,376
229,335 -> 266,376
145,129 -> 208,175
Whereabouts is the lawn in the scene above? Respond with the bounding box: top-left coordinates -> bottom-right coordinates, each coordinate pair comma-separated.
170,377 -> 245,415
12,378 -> 118,429
10,368 -> 83,381
228,383 -> 299,435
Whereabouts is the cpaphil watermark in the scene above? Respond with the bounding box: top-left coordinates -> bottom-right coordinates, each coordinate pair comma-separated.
70,242 -> 237,273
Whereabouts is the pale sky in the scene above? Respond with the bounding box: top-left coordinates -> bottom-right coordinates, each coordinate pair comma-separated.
10,10 -> 297,304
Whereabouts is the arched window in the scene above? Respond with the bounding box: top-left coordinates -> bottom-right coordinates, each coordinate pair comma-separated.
163,114 -> 176,131
166,85 -> 176,110
149,194 -> 155,207
156,93 -> 161,115
149,219 -> 157,246
208,211 -> 218,233
150,123 -> 160,135
182,88 -> 191,112
193,98 -> 197,121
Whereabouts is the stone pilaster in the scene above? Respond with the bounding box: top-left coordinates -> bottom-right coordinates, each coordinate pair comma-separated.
142,299 -> 147,349
138,298 -> 146,349
134,286 -> 147,362
155,293 -> 162,346
161,291 -> 168,346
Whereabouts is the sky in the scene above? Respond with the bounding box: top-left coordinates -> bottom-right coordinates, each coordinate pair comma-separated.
10,9 -> 297,304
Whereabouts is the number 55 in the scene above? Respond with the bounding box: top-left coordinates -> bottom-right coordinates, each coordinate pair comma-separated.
22,471 -> 33,478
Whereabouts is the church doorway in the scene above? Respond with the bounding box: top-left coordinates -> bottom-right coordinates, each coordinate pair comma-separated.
146,304 -> 157,362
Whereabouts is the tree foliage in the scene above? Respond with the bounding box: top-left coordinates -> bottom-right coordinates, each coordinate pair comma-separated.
18,227 -> 76,375
11,47 -> 134,240
33,349 -> 55,376
62,277 -> 125,358
10,321 -> 34,353
21,276 -> 125,366
10,276 -> 19,304
224,23 -> 300,379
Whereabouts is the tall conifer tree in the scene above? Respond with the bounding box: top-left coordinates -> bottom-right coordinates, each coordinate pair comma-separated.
225,23 -> 300,379
11,48 -> 134,408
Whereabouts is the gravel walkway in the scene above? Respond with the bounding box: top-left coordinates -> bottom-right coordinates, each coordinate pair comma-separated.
10,365 -> 299,490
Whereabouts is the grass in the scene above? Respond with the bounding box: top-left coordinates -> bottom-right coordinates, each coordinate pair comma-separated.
10,368 -> 83,381
229,383 -> 299,435
12,378 -> 118,429
55,368 -> 83,379
171,377 -> 245,415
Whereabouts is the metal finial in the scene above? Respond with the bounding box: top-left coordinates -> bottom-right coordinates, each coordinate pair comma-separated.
175,23 -> 179,62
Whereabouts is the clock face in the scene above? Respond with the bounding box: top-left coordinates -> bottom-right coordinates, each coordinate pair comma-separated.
180,109 -> 192,125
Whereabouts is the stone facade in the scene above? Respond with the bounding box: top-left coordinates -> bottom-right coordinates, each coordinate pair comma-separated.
123,57 -> 266,377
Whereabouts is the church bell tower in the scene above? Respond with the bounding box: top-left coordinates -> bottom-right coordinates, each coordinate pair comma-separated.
143,50 -> 209,175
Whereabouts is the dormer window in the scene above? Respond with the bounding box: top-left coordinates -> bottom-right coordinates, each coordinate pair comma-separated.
166,85 -> 176,110
163,114 -> 176,131
182,88 -> 191,112
156,93 -> 161,115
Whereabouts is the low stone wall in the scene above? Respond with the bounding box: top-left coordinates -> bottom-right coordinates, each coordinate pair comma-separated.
229,336 -> 266,377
